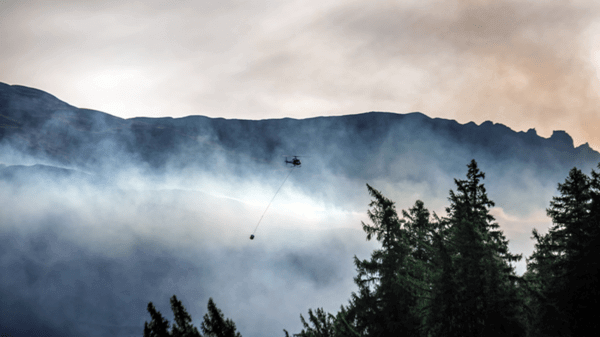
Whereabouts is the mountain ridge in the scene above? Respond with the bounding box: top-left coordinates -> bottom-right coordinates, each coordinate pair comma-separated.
1,82 -> 598,185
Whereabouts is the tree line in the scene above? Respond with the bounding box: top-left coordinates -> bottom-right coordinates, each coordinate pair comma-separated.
143,159 -> 600,337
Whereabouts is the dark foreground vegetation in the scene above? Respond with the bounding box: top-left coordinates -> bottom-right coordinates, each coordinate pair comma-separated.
143,159 -> 600,337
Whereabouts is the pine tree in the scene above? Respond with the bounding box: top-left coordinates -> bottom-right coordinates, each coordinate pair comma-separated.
402,200 -> 435,289
345,184 -> 421,336
144,296 -> 202,337
296,308 -> 337,337
331,305 -> 362,337
401,200 -> 437,336
201,298 -> 242,337
522,228 -> 556,337
429,159 -> 525,336
546,168 -> 591,272
590,163 -> 600,231
426,215 -> 461,337
526,226 -> 567,336
291,188 -> 432,336
562,165 -> 600,335
527,166 -> 600,336
144,302 -> 172,337
170,295 -> 202,337
144,296 -> 242,337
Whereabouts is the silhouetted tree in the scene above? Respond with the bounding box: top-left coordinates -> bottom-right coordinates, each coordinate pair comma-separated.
526,165 -> 600,336
590,163 -> 600,230
144,296 -> 241,337
292,303 -> 362,337
401,200 -> 437,336
330,305 -> 362,337
295,307 -> 337,337
201,298 -> 241,337
144,302 -> 172,337
563,164 -> 600,336
144,296 -> 201,337
428,160 -> 525,336
425,215 -> 460,337
576,163 -> 600,334
344,184 -> 421,336
171,295 -> 202,337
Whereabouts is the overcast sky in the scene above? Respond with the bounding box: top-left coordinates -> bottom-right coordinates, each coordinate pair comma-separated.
2,0 -> 600,149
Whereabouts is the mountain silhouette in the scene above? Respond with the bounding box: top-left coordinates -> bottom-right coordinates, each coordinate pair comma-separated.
1,81 -> 598,186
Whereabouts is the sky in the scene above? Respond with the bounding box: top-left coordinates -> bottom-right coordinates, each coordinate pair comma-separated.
2,0 -> 600,336
2,0 -> 600,149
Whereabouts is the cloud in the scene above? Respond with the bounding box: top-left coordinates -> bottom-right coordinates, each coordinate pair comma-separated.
0,145 -> 381,336
2,0 -> 600,149
291,0 -> 600,147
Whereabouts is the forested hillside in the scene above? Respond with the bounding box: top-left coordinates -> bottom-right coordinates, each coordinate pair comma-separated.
144,159 -> 600,337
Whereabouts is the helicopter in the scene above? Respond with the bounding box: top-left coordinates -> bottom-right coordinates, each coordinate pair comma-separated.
250,155 -> 306,240
284,155 -> 302,167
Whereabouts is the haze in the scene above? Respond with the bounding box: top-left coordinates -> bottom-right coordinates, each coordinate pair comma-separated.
2,0 -> 600,149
